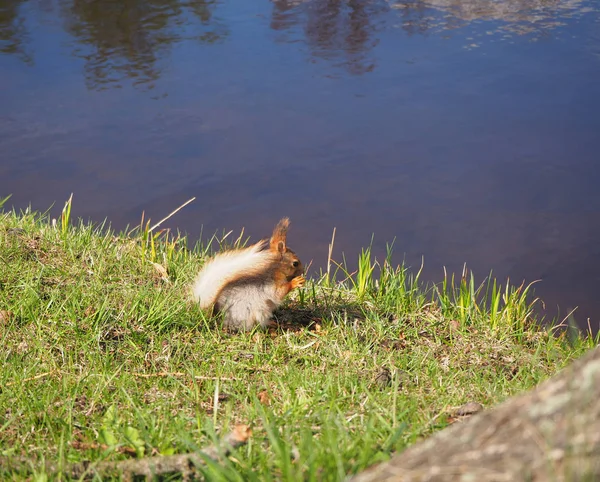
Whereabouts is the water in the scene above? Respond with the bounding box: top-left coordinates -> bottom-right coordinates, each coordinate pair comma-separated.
1,0 -> 600,330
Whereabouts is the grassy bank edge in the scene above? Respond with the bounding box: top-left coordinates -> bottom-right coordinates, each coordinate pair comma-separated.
1,194 -> 598,480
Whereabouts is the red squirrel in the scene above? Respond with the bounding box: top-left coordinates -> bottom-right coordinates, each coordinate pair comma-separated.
192,218 -> 304,331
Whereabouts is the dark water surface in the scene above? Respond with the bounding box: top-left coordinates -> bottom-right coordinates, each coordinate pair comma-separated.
2,0 -> 600,329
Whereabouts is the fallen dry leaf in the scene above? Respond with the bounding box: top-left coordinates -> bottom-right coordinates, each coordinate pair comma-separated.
0,310 -> 13,325
151,262 -> 170,282
258,390 -> 271,406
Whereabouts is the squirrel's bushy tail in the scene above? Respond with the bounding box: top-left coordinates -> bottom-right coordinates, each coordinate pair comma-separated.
192,240 -> 276,309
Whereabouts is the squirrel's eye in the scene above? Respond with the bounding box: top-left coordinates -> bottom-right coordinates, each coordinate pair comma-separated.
292,261 -> 299,268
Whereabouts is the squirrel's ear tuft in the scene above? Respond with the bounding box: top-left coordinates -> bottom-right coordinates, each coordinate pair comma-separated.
270,218 -> 290,251
275,217 -> 290,233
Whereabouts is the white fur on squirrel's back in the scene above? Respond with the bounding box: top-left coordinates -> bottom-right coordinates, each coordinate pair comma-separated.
218,281 -> 279,331
192,240 -> 275,309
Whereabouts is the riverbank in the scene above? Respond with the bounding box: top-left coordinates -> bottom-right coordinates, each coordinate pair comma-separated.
0,197 -> 596,480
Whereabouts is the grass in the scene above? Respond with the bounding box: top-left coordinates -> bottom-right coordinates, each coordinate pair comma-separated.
0,195 -> 597,481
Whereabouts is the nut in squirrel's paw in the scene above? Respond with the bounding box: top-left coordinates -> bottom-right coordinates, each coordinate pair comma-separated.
291,275 -> 305,289
192,218 -> 304,332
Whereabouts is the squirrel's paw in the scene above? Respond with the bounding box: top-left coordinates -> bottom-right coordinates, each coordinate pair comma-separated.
291,275 -> 306,289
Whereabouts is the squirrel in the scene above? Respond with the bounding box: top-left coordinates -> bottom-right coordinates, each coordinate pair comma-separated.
192,218 -> 305,331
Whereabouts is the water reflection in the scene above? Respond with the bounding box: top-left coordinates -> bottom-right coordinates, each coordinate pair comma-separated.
0,0 -> 32,64
0,0 -> 228,90
60,0 -> 228,90
392,0 -> 592,38
270,0 -> 389,75
1,0 -> 597,87
268,0 -> 597,74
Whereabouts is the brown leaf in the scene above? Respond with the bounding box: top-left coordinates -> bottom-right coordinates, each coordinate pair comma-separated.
0,310 -> 13,325
229,424 -> 252,444
258,390 -> 271,406
151,262 -> 170,282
